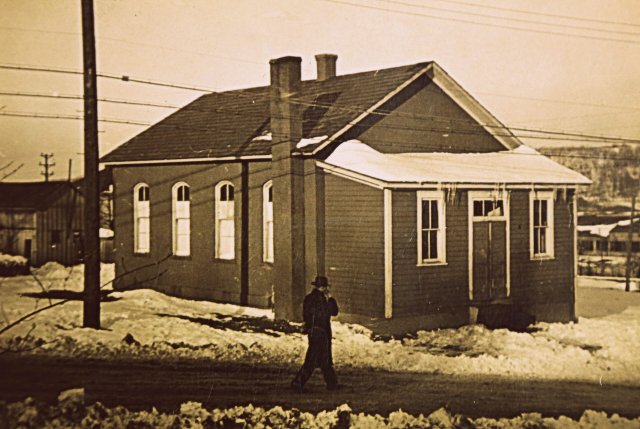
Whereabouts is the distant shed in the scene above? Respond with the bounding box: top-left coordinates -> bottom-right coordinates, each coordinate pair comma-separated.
0,181 -> 84,266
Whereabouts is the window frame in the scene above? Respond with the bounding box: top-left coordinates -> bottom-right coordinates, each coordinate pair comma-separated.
214,180 -> 235,260
172,182 -> 191,257
262,180 -> 274,263
416,190 -> 447,266
133,183 -> 150,254
529,190 -> 555,260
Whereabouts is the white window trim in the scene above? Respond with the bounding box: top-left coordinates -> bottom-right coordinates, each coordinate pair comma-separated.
133,183 -> 150,254
262,180 -> 274,263
417,190 -> 447,266
384,189 -> 393,318
530,190 -> 555,260
467,190 -> 511,301
172,182 -> 190,257
214,180 -> 235,260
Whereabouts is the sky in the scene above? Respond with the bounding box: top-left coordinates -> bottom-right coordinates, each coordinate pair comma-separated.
1,0 -> 640,181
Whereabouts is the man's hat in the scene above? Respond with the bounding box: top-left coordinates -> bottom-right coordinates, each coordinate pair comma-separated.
311,275 -> 329,288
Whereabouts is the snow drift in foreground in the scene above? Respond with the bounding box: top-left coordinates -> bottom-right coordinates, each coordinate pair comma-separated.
1,264 -> 640,386
2,388 -> 639,429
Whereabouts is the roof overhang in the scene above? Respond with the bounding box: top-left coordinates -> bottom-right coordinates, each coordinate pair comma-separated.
316,140 -> 591,190
317,160 -> 590,190
101,154 -> 272,167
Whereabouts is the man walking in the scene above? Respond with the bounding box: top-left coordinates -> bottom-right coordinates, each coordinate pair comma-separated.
291,275 -> 339,391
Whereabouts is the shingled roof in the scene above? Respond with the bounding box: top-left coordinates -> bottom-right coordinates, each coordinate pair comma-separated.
101,62 -> 432,163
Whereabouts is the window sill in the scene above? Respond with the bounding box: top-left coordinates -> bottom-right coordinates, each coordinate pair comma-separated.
531,255 -> 554,261
417,261 -> 448,267
172,254 -> 192,260
133,252 -> 151,257
214,258 -> 236,264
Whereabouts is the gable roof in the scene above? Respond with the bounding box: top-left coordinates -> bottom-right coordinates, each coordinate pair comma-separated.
319,140 -> 590,188
0,181 -> 79,210
102,60 -> 525,165
102,62 -> 435,164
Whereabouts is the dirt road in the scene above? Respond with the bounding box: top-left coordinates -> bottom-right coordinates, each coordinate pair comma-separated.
1,355 -> 639,419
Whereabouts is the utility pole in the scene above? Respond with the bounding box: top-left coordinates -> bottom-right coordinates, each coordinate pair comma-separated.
82,0 -> 100,329
625,195 -> 636,292
39,153 -> 55,182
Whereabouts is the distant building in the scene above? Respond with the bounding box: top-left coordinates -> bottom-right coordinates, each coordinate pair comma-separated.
578,216 -> 640,257
0,171 -> 114,266
0,181 -> 84,266
102,55 -> 590,333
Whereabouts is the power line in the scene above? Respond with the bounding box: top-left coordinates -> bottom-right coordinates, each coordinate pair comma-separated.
2,109 -> 640,161
4,60 -> 640,127
2,92 -> 640,146
375,0 -> 640,37
0,90 -> 180,109
0,110 -> 150,126
317,0 -> 640,45
0,63 -> 216,93
3,62 -> 640,145
0,26 -> 263,65
475,91 -> 640,112
430,0 -> 640,29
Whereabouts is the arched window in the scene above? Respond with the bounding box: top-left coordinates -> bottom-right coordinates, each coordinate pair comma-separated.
172,182 -> 190,256
263,181 -> 274,263
133,183 -> 150,253
215,181 -> 235,260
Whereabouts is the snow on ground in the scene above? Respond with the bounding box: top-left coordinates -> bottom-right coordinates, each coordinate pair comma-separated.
1,265 -> 640,386
3,389 -> 640,429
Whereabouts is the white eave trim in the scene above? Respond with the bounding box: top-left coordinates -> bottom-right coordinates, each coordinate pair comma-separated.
384,189 -> 393,319
311,64 -> 435,155
102,155 -> 272,166
316,161 -> 588,190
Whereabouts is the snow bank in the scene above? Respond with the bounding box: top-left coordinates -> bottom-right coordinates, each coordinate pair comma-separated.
0,253 -> 27,266
2,264 -> 640,386
2,392 -> 639,429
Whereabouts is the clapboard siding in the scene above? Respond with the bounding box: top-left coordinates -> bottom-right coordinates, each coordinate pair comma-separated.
391,190 -> 469,318
358,78 -> 505,154
35,189 -> 84,266
112,162 -> 273,308
324,173 -> 385,318
509,190 -> 575,318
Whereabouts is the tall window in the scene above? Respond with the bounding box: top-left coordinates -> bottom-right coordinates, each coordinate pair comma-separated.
417,190 -> 446,265
215,181 -> 235,260
263,181 -> 274,263
133,183 -> 150,253
172,182 -> 190,256
530,191 -> 554,259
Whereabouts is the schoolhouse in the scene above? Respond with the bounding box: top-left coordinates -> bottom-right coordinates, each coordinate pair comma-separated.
102,55 -> 590,333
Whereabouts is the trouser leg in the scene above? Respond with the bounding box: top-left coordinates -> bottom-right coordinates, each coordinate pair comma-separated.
291,336 -> 320,388
321,339 -> 338,388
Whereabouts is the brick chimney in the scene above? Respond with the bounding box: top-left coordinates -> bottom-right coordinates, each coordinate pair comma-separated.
270,56 -> 305,322
315,54 -> 337,81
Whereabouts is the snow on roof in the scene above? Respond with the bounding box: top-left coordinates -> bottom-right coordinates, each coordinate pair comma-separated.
99,228 -> 114,239
323,140 -> 591,186
296,135 -> 327,149
578,217 -> 640,238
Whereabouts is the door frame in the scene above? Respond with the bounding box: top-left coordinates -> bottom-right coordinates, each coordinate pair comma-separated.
467,190 -> 511,301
